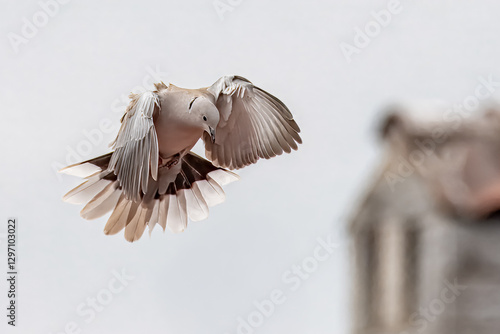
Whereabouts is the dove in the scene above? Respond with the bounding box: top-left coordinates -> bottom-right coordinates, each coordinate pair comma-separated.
60,75 -> 302,242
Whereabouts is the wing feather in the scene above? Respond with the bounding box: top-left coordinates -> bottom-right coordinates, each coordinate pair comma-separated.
108,91 -> 160,201
204,76 -> 301,169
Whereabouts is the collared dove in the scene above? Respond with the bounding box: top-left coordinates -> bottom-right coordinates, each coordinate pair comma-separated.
61,75 -> 301,242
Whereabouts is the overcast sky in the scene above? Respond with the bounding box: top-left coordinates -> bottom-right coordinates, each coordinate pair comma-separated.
2,1 -> 500,333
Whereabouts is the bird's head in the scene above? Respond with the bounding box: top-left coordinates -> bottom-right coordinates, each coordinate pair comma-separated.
188,95 -> 220,143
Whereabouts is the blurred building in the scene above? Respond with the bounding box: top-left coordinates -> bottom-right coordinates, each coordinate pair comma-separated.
349,105 -> 500,334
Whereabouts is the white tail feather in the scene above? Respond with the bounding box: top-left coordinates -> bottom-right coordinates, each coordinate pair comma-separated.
185,186 -> 209,222
81,183 -> 121,220
59,162 -> 102,178
207,169 -> 240,186
63,151 -> 239,241
63,176 -> 111,204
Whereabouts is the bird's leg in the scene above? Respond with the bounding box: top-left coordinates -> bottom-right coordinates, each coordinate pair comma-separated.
158,156 -> 167,168
166,153 -> 180,169
158,153 -> 180,169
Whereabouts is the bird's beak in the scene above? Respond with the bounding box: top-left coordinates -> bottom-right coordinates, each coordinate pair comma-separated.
209,127 -> 216,143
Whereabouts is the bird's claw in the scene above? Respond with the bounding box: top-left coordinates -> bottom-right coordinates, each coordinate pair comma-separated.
159,154 -> 180,169
166,156 -> 179,169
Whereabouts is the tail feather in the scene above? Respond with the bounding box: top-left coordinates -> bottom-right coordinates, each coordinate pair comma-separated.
62,173 -> 112,205
81,182 -> 121,220
158,195 -> 170,232
185,183 -> 209,221
61,151 -> 238,242
196,177 -> 226,206
125,205 -> 149,242
147,202 -> 160,236
104,195 -> 129,235
166,193 -> 187,233
59,153 -> 113,178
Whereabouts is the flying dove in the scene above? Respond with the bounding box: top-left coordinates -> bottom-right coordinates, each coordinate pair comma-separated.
61,75 -> 302,242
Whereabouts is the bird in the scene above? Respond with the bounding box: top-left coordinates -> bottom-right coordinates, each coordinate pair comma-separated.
60,75 -> 302,242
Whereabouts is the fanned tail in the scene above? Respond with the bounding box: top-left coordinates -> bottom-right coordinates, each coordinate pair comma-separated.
61,152 -> 238,242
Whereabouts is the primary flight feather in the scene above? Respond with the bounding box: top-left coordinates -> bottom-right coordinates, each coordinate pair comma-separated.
61,75 -> 302,242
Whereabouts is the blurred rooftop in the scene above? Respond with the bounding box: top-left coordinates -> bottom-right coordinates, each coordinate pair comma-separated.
349,103 -> 500,334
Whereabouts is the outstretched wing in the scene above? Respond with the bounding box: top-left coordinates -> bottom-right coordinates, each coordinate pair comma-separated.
108,91 -> 160,201
203,75 -> 301,169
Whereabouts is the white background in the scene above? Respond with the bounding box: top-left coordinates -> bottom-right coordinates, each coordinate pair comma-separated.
2,1 -> 500,333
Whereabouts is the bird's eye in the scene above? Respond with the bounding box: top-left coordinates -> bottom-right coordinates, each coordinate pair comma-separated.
203,116 -> 208,121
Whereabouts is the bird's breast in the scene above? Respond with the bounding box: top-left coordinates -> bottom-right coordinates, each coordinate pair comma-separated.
154,111 -> 203,159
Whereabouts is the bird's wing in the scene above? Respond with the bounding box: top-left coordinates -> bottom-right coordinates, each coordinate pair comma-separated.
203,75 -> 301,169
108,91 -> 160,201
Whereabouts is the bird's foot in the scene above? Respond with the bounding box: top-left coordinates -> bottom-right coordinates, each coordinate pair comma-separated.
166,155 -> 180,169
159,154 -> 180,169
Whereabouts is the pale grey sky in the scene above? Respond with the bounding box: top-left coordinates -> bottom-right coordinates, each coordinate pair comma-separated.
2,1 -> 500,333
